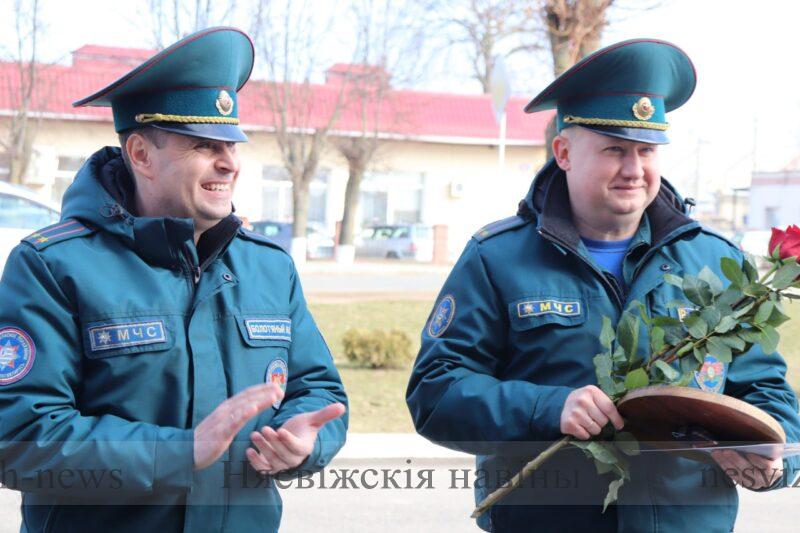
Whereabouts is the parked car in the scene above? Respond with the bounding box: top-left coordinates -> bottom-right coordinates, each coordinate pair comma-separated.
250,220 -> 335,259
0,181 -> 61,274
356,224 -> 434,261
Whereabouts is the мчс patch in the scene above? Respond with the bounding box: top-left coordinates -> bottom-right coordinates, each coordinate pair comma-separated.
517,299 -> 581,318
88,320 -> 167,352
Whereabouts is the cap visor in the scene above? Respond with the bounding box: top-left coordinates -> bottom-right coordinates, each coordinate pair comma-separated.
149,122 -> 248,142
579,125 -> 669,145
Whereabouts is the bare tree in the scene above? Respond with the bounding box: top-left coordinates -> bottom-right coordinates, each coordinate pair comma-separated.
0,0 -> 41,184
430,0 -> 544,94
251,0 -> 348,261
334,0 -> 429,262
145,0 -> 240,49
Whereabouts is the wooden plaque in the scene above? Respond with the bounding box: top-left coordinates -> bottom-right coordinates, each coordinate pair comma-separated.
617,386 -> 785,461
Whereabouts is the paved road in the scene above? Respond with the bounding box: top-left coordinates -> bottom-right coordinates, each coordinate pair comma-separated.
2,457 -> 798,532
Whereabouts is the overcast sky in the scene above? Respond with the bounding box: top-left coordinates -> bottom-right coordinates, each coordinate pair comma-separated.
2,0 -> 798,200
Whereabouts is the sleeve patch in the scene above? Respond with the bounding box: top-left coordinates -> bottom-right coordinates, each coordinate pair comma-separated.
0,327 -> 36,385
427,295 -> 456,337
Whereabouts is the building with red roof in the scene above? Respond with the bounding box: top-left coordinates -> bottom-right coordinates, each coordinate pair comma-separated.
0,44 -> 552,259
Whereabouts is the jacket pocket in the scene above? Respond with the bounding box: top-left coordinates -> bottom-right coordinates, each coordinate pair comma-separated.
508,295 -> 587,331
82,314 -> 178,359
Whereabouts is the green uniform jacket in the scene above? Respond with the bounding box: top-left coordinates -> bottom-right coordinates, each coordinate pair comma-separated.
407,159 -> 800,533
0,147 -> 348,532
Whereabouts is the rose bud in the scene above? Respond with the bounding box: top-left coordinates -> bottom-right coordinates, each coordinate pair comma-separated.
769,225 -> 800,260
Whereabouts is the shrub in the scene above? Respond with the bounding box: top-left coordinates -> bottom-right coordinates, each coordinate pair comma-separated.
342,328 -> 413,369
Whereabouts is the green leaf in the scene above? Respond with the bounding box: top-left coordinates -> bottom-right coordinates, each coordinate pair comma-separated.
754,301 -> 774,325
611,345 -> 627,363
685,349 -> 703,369
617,312 -> 640,363
743,255 -> 759,283
714,315 -> 738,333
743,283 -> 769,298
698,266 -> 724,295
650,326 -> 665,354
738,328 -> 762,344
684,314 -> 708,339
594,459 -> 615,475
664,273 -> 684,287
630,300 -> 650,325
653,359 -> 680,381
613,431 -> 641,456
758,325 -> 780,354
715,285 -> 741,307
603,478 -> 625,512
766,302 -> 791,328
720,334 -> 746,351
677,370 -> 695,386
594,353 -> 616,397
624,368 -> 649,390
700,307 -> 722,330
732,301 -> 755,318
720,257 -> 746,288
675,342 -> 694,356
600,316 -> 615,350
706,337 -> 733,363
683,275 -> 714,307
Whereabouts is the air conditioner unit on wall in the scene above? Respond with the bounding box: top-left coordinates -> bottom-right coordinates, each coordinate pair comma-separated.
448,180 -> 465,199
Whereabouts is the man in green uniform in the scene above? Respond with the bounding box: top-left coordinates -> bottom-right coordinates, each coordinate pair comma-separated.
0,27 -> 347,532
407,39 -> 800,532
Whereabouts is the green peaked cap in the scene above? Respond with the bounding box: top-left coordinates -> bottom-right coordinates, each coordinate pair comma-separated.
73,27 -> 254,142
525,38 -> 696,144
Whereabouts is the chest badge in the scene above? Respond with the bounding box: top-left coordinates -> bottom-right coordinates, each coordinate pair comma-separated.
695,355 -> 725,393
245,318 -> 292,342
517,299 -> 581,318
88,320 -> 167,352
0,327 -> 36,385
267,358 -> 288,409
428,295 -> 456,337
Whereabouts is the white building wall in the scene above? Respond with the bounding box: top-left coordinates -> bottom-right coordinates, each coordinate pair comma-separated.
748,172 -> 800,230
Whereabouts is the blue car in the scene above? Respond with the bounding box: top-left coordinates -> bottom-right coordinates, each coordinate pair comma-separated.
250,220 -> 334,259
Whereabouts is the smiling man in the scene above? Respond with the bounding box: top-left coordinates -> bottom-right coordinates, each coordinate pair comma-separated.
407,39 -> 800,532
0,28 -> 347,532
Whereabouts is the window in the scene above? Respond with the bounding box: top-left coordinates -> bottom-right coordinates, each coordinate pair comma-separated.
52,155 -> 86,203
764,206 -> 779,228
361,171 -> 424,225
261,165 -> 328,224
0,194 -> 60,229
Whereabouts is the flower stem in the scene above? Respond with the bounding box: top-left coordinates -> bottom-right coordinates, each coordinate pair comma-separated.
471,436 -> 572,519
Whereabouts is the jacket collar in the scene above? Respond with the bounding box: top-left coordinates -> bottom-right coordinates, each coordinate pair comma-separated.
61,146 -> 241,270
518,158 -> 699,251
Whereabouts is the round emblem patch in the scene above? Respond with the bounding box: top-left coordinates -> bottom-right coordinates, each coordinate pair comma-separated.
266,358 -> 288,409
215,90 -> 234,116
427,295 -> 456,338
0,327 -> 36,386
695,355 -> 725,393
632,96 -> 655,121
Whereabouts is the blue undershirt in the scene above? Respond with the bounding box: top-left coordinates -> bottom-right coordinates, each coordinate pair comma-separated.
581,236 -> 633,288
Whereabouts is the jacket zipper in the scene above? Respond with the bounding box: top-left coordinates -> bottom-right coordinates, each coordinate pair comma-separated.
538,227 -> 625,309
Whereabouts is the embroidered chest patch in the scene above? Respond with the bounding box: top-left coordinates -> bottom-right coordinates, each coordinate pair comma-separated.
517,299 -> 581,318
0,327 -> 36,385
245,319 -> 292,342
267,358 -> 288,409
88,321 -> 167,352
695,355 -> 725,393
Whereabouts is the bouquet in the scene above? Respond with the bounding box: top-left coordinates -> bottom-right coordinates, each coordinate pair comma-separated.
472,225 -> 800,518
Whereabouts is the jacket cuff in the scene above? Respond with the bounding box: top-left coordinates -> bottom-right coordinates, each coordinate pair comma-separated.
153,427 -> 195,492
529,385 -> 572,440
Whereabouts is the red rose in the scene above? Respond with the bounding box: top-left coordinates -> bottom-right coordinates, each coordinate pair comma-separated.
769,225 -> 800,260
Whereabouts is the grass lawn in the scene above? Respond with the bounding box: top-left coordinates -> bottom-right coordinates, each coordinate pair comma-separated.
308,300 -> 432,433
308,299 -> 800,433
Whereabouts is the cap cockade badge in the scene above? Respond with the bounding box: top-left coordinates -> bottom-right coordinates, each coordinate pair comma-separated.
632,96 -> 655,121
215,90 -> 234,116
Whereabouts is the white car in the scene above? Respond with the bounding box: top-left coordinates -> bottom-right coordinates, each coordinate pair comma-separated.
0,181 -> 61,274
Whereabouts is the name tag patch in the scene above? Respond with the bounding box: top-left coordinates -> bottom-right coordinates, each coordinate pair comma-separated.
88,321 -> 167,352
517,299 -> 581,318
246,319 -> 292,342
